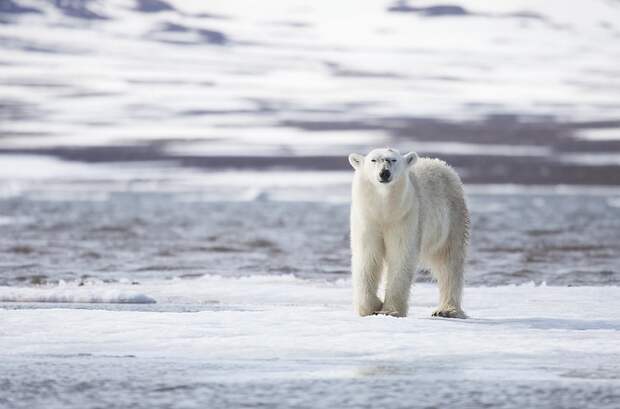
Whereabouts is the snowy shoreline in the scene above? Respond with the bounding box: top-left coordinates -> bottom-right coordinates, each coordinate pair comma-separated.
2,278 -> 620,359
2,278 -> 619,408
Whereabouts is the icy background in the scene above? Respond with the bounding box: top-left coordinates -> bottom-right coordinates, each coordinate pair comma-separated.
2,0 -> 620,183
1,0 -> 620,408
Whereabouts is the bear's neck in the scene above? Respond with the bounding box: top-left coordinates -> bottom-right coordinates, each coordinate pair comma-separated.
367,174 -> 414,222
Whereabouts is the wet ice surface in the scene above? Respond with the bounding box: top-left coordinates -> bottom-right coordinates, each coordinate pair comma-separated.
1,176 -> 619,287
2,355 -> 619,409
2,283 -> 620,409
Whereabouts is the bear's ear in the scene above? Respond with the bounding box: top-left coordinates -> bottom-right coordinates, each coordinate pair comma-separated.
404,152 -> 418,167
348,153 -> 364,170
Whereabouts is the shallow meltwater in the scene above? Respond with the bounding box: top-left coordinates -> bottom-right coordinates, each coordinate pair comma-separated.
0,189 -> 619,287
2,354 -> 618,409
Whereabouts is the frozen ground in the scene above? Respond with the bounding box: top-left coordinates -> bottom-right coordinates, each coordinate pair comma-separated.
2,278 -> 620,409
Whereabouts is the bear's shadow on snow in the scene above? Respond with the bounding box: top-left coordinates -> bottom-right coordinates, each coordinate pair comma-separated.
460,317 -> 620,331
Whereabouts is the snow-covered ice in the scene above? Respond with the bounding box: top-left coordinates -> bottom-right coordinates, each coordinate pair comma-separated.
0,282 -> 155,304
1,276 -> 619,408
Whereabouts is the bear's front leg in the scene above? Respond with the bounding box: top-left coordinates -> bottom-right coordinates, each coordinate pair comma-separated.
351,227 -> 384,317
380,229 -> 417,317
356,289 -> 383,317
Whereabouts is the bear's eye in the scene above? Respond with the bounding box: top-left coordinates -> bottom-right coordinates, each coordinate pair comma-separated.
371,159 -> 377,163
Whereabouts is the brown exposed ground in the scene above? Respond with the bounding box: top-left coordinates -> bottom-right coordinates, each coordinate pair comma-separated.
1,115 -> 619,185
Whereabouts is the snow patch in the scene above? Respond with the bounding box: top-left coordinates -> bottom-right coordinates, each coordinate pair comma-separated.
1,277 -> 619,364
0,284 -> 156,304
575,128 -> 620,141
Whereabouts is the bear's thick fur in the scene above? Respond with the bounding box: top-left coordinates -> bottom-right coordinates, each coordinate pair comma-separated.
349,148 -> 469,318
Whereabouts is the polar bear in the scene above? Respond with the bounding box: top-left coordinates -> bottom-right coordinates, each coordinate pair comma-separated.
348,148 -> 469,318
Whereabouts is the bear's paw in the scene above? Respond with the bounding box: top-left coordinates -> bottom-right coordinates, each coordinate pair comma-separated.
375,309 -> 406,318
431,306 -> 467,319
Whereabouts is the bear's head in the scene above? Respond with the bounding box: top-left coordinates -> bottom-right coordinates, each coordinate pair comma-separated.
348,148 -> 418,186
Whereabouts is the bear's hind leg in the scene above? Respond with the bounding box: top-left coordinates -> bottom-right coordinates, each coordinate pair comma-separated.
430,245 -> 466,319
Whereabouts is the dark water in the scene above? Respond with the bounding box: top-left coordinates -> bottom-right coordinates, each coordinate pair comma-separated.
1,190 -> 619,287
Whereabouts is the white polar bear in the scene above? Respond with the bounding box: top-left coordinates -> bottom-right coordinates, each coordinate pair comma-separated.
348,148 -> 469,318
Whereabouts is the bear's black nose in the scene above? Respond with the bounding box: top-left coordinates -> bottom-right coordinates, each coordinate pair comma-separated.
379,169 -> 391,182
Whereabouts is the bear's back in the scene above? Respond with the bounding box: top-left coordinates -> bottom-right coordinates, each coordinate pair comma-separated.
411,157 -> 465,201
